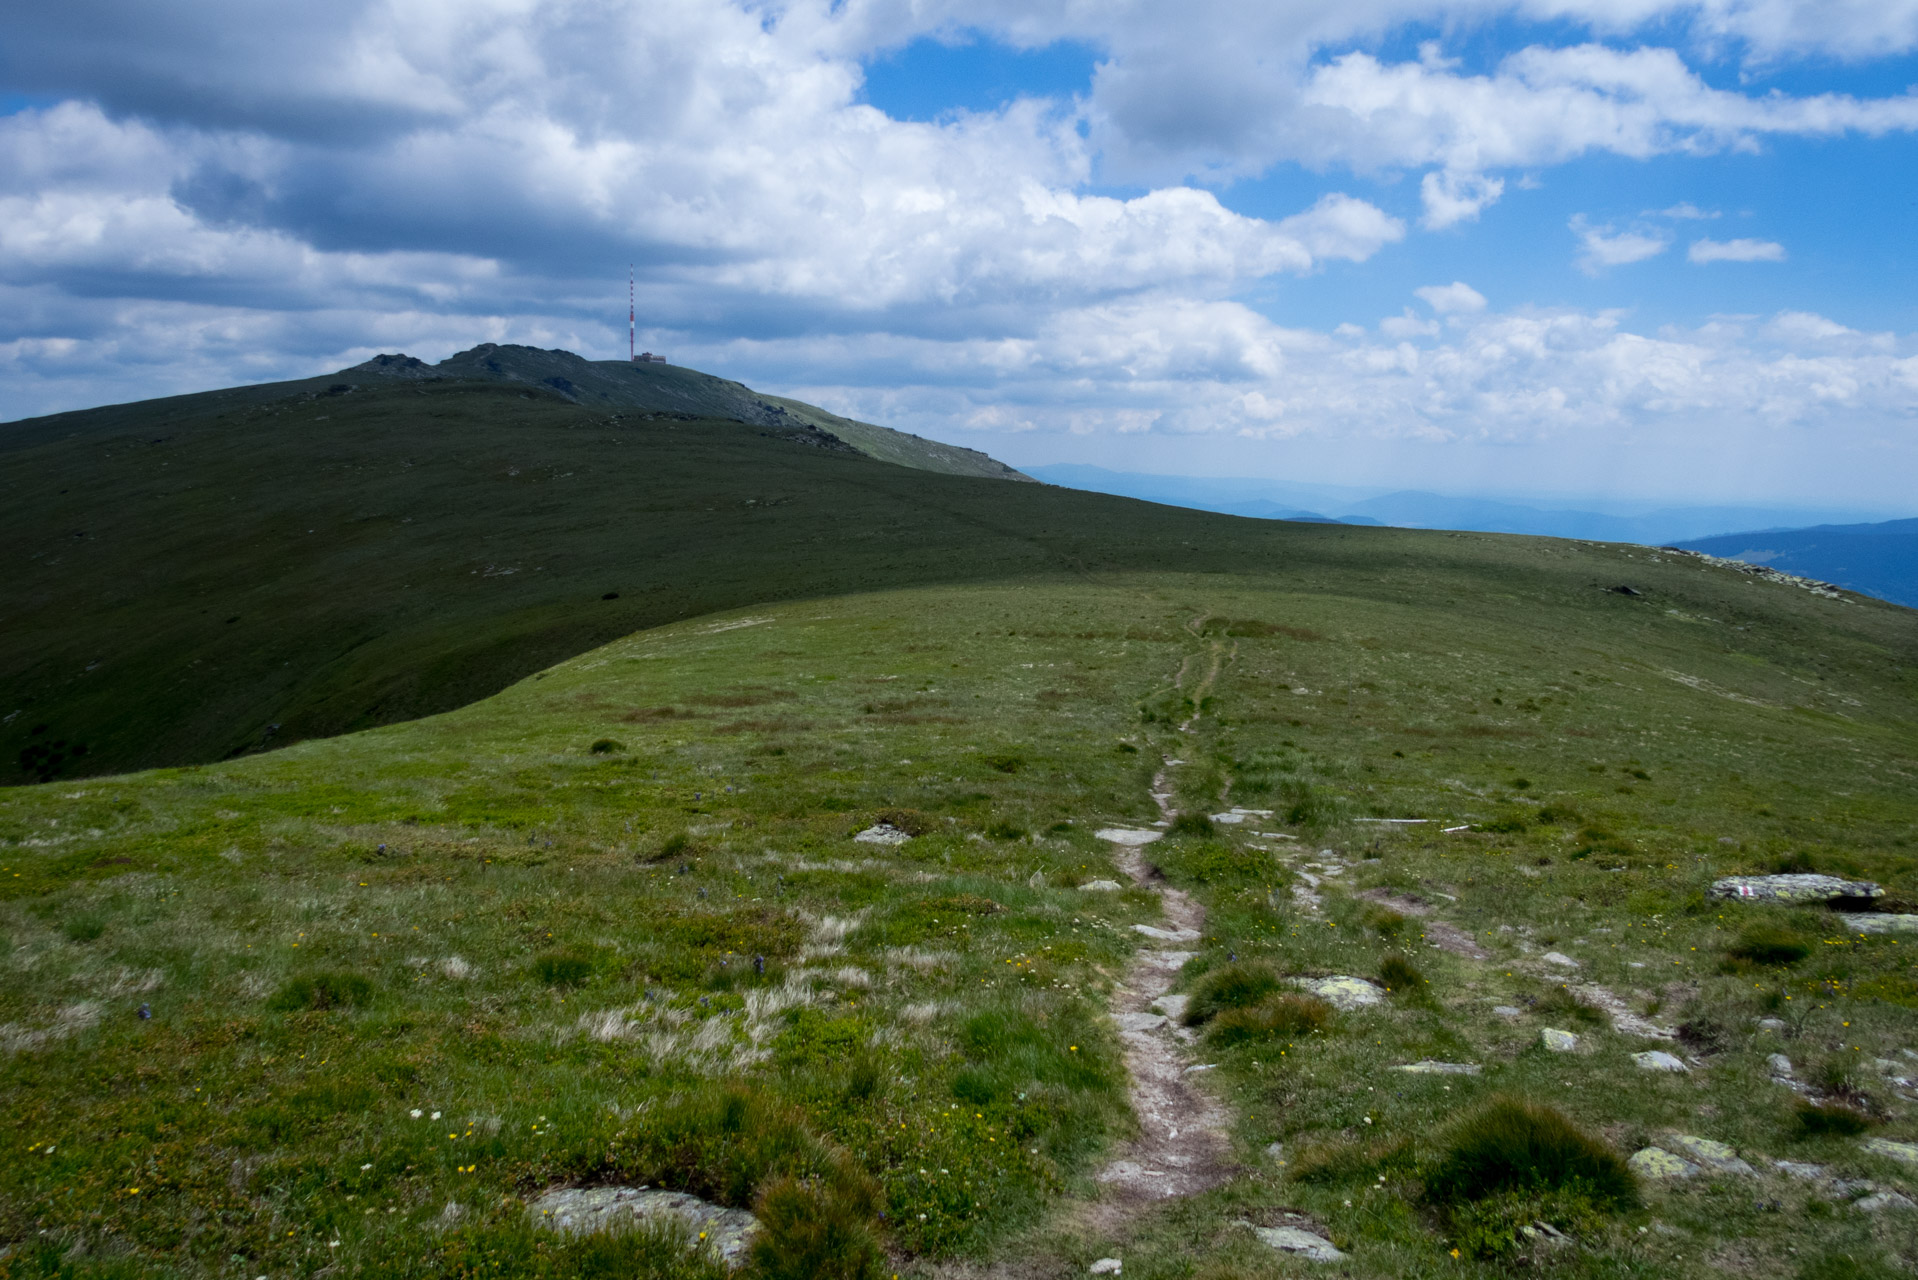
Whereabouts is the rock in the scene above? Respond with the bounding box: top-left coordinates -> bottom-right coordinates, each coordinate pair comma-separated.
1634,1050 -> 1688,1073
530,1187 -> 758,1266
1115,1012 -> 1167,1033
1855,1191 -> 1916,1213
1210,812 -> 1246,825
1293,976 -> 1385,1010
1096,828 -> 1163,846
1708,874 -> 1881,905
1089,1259 -> 1123,1275
1133,924 -> 1201,943
1772,1160 -> 1826,1181
1493,1005 -> 1524,1019
1669,1136 -> 1755,1175
1079,880 -> 1123,892
1542,951 -> 1580,969
1263,1141 -> 1285,1162
1027,870 -> 1047,888
1152,993 -> 1189,1021
1251,1226 -> 1345,1261
1541,1028 -> 1579,1052
1628,1148 -> 1698,1179
1757,1018 -> 1786,1031
1394,1060 -> 1481,1075
1861,1137 -> 1918,1166
853,824 -> 911,846
1836,913 -> 1918,934
1767,1053 -> 1793,1076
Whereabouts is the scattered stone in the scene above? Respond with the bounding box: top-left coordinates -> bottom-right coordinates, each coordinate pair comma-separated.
1116,1012 -> 1167,1033
1027,870 -> 1047,888
1708,874 -> 1882,905
853,824 -> 911,846
1080,880 -> 1124,892
1772,1161 -> 1826,1181
1542,951 -> 1580,969
1152,993 -> 1189,1021
1096,828 -> 1163,846
1493,1005 -> 1524,1019
1861,1137 -> 1918,1166
1264,1141 -> 1285,1162
1855,1191 -> 1916,1213
1293,976 -> 1385,1010
1628,1148 -> 1699,1179
1133,924 -> 1201,943
1185,1063 -> 1220,1074
1231,808 -> 1276,817
1768,1053 -> 1793,1077
1669,1136 -> 1755,1175
1837,913 -> 1918,935
530,1188 -> 758,1265
1395,1060 -> 1481,1075
1634,1050 -> 1688,1073
1250,1226 -> 1345,1261
1210,812 -> 1246,825
1756,1018 -> 1786,1032
1541,1028 -> 1579,1052
1089,1259 -> 1122,1275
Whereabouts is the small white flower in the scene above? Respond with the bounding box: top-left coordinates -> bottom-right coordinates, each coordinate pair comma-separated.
361,1163 -> 372,1171
431,1111 -> 442,1120
410,1109 -> 422,1119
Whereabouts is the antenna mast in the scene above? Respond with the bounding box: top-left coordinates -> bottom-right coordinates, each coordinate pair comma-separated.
628,265 -> 636,363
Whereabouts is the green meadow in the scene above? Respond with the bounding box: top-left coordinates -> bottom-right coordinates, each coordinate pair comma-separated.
4,530 -> 1917,1277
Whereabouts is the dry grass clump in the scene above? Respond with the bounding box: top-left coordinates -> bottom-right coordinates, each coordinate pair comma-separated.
1207,993 -> 1332,1046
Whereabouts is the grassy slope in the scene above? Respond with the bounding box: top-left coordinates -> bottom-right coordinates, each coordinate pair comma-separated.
1,375 -> 1265,784
2,534 -> 1917,1276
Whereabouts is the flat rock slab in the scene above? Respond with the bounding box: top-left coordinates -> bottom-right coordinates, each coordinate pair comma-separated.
853,824 -> 911,846
1837,913 -> 1918,934
1542,951 -> 1580,969
1294,976 -> 1385,1010
1669,1135 -> 1755,1175
1541,1028 -> 1579,1052
1116,1012 -> 1167,1033
1773,1161 -> 1826,1181
1097,828 -> 1164,846
530,1188 -> 758,1265
1634,1050 -> 1688,1073
1089,1260 -> 1123,1275
1856,1191 -> 1916,1213
1250,1226 -> 1345,1261
1210,812 -> 1246,824
1629,1148 -> 1699,1179
1394,1060 -> 1481,1075
1080,880 -> 1124,892
1708,874 -> 1882,904
1133,924 -> 1202,943
1862,1137 -> 1918,1166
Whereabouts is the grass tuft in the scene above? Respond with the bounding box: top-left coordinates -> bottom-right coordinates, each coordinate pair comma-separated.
589,737 -> 624,754
532,948 -> 597,987
1207,993 -> 1332,1045
1168,812 -> 1215,838
1182,961 -> 1284,1026
1534,985 -> 1605,1028
1423,1097 -> 1637,1210
1793,1100 -> 1874,1137
266,970 -> 374,1012
1378,952 -> 1427,998
1726,924 -> 1811,966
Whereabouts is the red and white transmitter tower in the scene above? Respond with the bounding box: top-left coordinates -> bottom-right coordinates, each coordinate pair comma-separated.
628,264 -> 636,362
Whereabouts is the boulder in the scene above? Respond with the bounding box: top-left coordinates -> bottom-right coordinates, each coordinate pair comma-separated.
1633,1050 -> 1688,1073
1251,1226 -> 1345,1261
530,1187 -> 758,1266
1628,1148 -> 1697,1179
1293,976 -> 1385,1010
1668,1135 -> 1754,1175
1540,1028 -> 1579,1052
853,824 -> 911,846
1707,874 -> 1881,905
1862,1137 -> 1918,1166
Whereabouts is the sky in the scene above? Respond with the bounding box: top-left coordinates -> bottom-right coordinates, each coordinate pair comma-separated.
3,0 -> 1918,512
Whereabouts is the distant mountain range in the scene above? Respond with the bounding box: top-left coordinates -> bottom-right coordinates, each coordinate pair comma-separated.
1673,520 -> 1918,608
1027,464 -> 1915,607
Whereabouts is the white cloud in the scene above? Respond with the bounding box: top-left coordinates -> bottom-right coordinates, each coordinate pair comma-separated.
1689,236 -> 1787,262
1657,202 -> 1718,219
1415,281 -> 1488,313
1571,215 -> 1670,273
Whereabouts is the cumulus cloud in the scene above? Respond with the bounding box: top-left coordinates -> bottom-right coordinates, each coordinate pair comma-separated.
1414,281 -> 1488,313
1689,236 -> 1787,262
1571,214 -> 1671,272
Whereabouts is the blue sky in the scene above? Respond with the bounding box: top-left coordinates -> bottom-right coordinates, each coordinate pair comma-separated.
3,1 -> 1917,512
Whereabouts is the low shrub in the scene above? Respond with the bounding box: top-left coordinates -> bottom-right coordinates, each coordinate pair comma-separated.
267,970 -> 374,1012
589,737 -> 624,754
1207,993 -> 1332,1046
532,948 -> 597,987
1794,1100 -> 1874,1137
1534,986 -> 1605,1028
1378,953 -> 1428,998
1423,1097 -> 1637,1211
1726,924 -> 1811,967
1182,961 -> 1284,1026
1169,812 -> 1215,838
